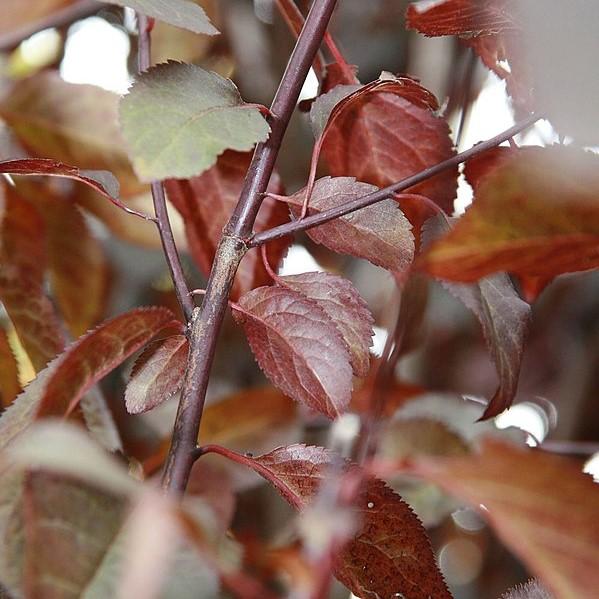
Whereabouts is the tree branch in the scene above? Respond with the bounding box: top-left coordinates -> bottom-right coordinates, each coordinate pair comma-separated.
0,0 -> 103,52
248,114 -> 541,247
136,13 -> 194,321
161,0 -> 340,494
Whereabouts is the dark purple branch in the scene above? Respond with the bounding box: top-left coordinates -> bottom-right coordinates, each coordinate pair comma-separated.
248,114 -> 541,247
161,0 -> 340,494
137,13 -> 194,321
0,0 -> 102,52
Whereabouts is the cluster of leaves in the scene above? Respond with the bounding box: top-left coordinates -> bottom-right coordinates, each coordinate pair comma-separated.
1,1 -> 598,598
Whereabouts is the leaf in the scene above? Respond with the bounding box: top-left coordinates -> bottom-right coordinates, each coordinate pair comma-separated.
423,216 -> 531,419
233,286 -> 353,419
245,445 -> 451,598
119,62 -> 270,182
165,150 -> 290,300
417,146 -> 599,281
144,386 -> 297,475
125,335 -> 189,415
317,80 -> 457,218
0,328 -> 20,408
285,177 -> 415,273
0,184 -> 66,371
15,180 -> 110,337
104,0 -> 218,35
0,72 -> 143,197
501,579 -> 553,599
408,439 -> 599,599
275,272 -> 374,377
35,307 -> 179,418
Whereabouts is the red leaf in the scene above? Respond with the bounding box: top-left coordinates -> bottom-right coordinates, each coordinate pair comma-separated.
317,81 -> 457,218
0,328 -> 20,408
15,180 -> 110,337
406,0 -> 517,37
244,445 -> 451,598
285,177 -> 415,273
35,307 -> 179,418
408,439 -> 599,599
423,216 -> 531,419
418,146 -> 599,281
275,272 -> 374,377
233,286 -> 353,419
0,184 -> 65,370
0,158 -> 151,220
165,151 -> 290,300
125,335 -> 189,414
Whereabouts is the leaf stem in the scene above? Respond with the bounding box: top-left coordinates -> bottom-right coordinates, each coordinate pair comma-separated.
161,0 -> 341,494
136,13 -> 194,322
248,114 -> 541,247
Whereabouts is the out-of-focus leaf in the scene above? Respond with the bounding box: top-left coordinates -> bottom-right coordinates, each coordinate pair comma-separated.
405,0 -> 532,112
244,444 -> 452,598
0,329 -> 20,408
104,0 -> 218,35
423,216 -> 531,419
275,272 -> 373,377
15,180 -> 110,337
0,73 -> 144,197
80,390 -> 123,454
408,439 -> 599,599
144,386 -> 297,476
0,184 -> 65,371
285,177 -> 415,273
418,147 -> 599,281
0,0 -> 74,36
125,334 -> 188,415
500,579 -> 553,599
35,307 -> 179,418
120,62 -> 270,182
233,286 -> 352,419
165,151 -> 289,300
317,79 -> 457,221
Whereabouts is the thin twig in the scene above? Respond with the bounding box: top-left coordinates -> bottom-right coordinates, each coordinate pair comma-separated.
248,114 -> 541,247
136,13 -> 194,321
161,0 -> 341,494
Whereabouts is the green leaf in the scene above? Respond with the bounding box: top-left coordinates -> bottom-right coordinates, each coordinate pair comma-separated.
120,62 -> 270,181
105,0 -> 218,36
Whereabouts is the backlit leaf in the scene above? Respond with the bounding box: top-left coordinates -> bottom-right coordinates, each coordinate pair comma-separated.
317,79 -> 457,218
408,439 -> 599,599
0,184 -> 65,371
275,272 -> 374,377
105,0 -> 218,35
0,329 -> 20,408
15,180 -> 110,337
423,216 -> 531,418
246,444 -> 451,598
418,147 -> 599,281
35,307 -> 179,418
285,177 -> 415,273
0,72 -> 143,197
125,335 -> 189,414
120,62 -> 270,182
165,151 -> 289,300
233,286 -> 352,419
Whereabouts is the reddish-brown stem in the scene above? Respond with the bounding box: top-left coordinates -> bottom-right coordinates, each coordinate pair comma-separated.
323,32 -> 357,83
161,0 -> 340,494
260,244 -> 279,281
199,444 -> 303,509
136,13 -> 194,321
248,114 -> 541,247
